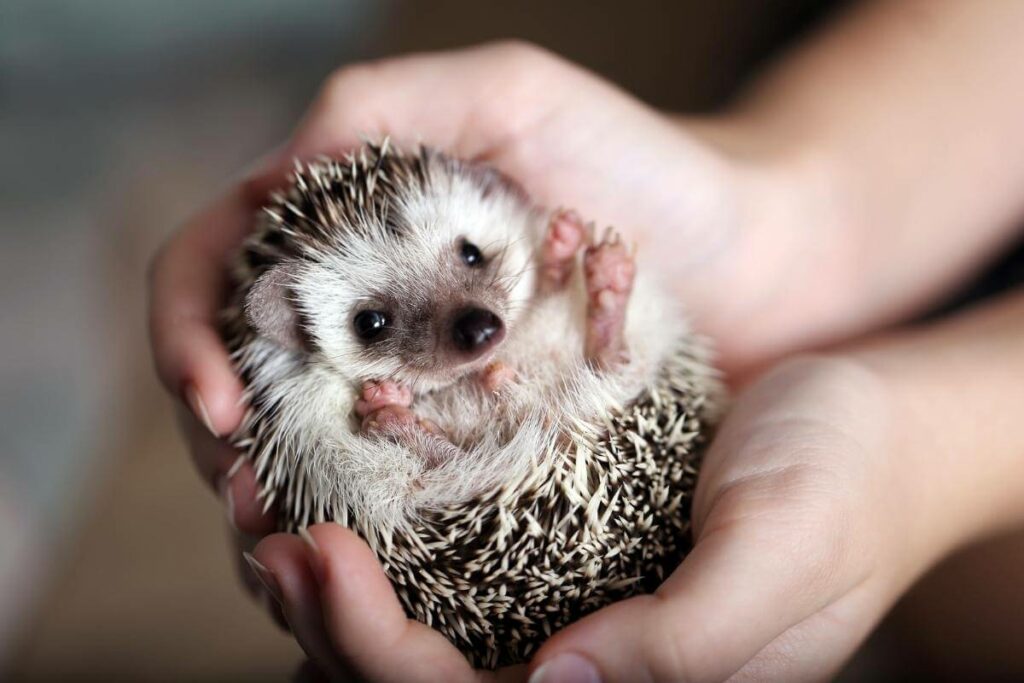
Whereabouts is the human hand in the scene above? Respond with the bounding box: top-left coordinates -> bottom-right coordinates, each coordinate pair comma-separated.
251,283 -> 1024,682
248,353 -> 958,682
148,40 -> 831,616
530,285 -> 1024,681
526,354 -> 961,682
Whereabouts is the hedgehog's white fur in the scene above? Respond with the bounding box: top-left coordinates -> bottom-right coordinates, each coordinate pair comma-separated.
224,143 -> 719,666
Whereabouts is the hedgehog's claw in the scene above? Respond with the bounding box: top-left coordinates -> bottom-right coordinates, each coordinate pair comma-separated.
362,404 -> 418,434
540,208 -> 587,292
598,225 -> 617,247
357,380 -> 449,440
361,402 -> 445,433
356,380 -> 412,419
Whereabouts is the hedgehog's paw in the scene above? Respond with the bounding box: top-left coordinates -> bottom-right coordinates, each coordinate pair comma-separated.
362,405 -> 449,450
583,227 -> 636,367
361,404 -> 417,434
479,360 -> 517,393
355,380 -> 412,419
541,208 -> 588,291
356,381 -> 448,439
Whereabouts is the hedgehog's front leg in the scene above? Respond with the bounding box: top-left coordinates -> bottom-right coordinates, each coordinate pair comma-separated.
540,208 -> 587,292
583,228 -> 636,368
355,380 -> 442,436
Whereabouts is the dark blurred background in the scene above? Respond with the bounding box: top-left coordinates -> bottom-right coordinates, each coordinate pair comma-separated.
0,1 -> 860,680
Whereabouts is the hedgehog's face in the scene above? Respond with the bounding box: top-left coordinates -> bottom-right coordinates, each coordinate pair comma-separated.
245,171 -> 539,391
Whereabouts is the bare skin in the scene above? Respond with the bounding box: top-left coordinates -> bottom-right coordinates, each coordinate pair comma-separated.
539,209 -> 587,291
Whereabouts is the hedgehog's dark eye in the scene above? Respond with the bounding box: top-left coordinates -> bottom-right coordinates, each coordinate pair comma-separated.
353,310 -> 389,341
460,240 -> 484,267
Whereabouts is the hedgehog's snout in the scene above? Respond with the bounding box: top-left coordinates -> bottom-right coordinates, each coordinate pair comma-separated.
451,307 -> 505,360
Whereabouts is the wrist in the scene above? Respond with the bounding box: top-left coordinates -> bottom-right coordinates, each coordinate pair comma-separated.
861,350 -> 968,576
852,297 -> 1024,563
675,112 -> 864,373
784,349 -> 975,589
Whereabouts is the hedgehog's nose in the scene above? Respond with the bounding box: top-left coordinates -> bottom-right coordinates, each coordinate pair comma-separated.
452,307 -> 505,358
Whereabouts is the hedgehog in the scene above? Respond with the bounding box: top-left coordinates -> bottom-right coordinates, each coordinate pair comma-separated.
222,141 -> 722,668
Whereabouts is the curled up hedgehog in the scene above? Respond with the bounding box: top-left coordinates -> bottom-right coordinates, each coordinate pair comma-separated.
222,141 -> 723,668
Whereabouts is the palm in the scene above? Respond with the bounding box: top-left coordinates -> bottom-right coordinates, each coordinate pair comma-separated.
532,356 -> 920,681
689,358 -> 895,678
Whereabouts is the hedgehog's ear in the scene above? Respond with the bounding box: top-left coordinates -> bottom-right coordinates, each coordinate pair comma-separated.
245,263 -> 304,350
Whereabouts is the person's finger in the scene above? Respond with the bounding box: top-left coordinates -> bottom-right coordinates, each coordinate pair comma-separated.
726,580 -> 885,683
221,455 -> 278,536
175,404 -> 277,535
301,523 -> 520,683
243,41 -> 573,203
232,529 -> 289,631
252,533 -> 351,680
174,404 -> 238,488
148,186 -> 257,437
294,43 -> 558,158
530,461 -> 866,683
529,526 -> 849,683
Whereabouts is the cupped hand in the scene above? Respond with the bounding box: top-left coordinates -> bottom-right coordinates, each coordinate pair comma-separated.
148,41 -> 811,612
529,354 -> 956,682
251,354 -> 952,682
248,524 -> 527,682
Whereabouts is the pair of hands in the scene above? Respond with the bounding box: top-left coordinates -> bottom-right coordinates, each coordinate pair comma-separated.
149,42 -> 957,681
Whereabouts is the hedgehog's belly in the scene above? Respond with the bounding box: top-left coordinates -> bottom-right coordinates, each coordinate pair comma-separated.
411,351 -> 579,451
412,386 -> 513,452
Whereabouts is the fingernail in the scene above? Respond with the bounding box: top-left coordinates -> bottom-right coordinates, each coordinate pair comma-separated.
243,552 -> 283,606
219,476 -> 237,531
227,454 -> 246,480
529,653 -> 602,683
298,527 -> 326,585
185,383 -> 220,437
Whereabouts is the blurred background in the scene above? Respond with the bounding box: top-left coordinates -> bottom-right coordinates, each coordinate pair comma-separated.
13,0 -> 1003,680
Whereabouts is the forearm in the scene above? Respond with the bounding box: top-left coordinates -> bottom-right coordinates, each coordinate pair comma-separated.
854,289 -> 1024,558
692,0 -> 1024,364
